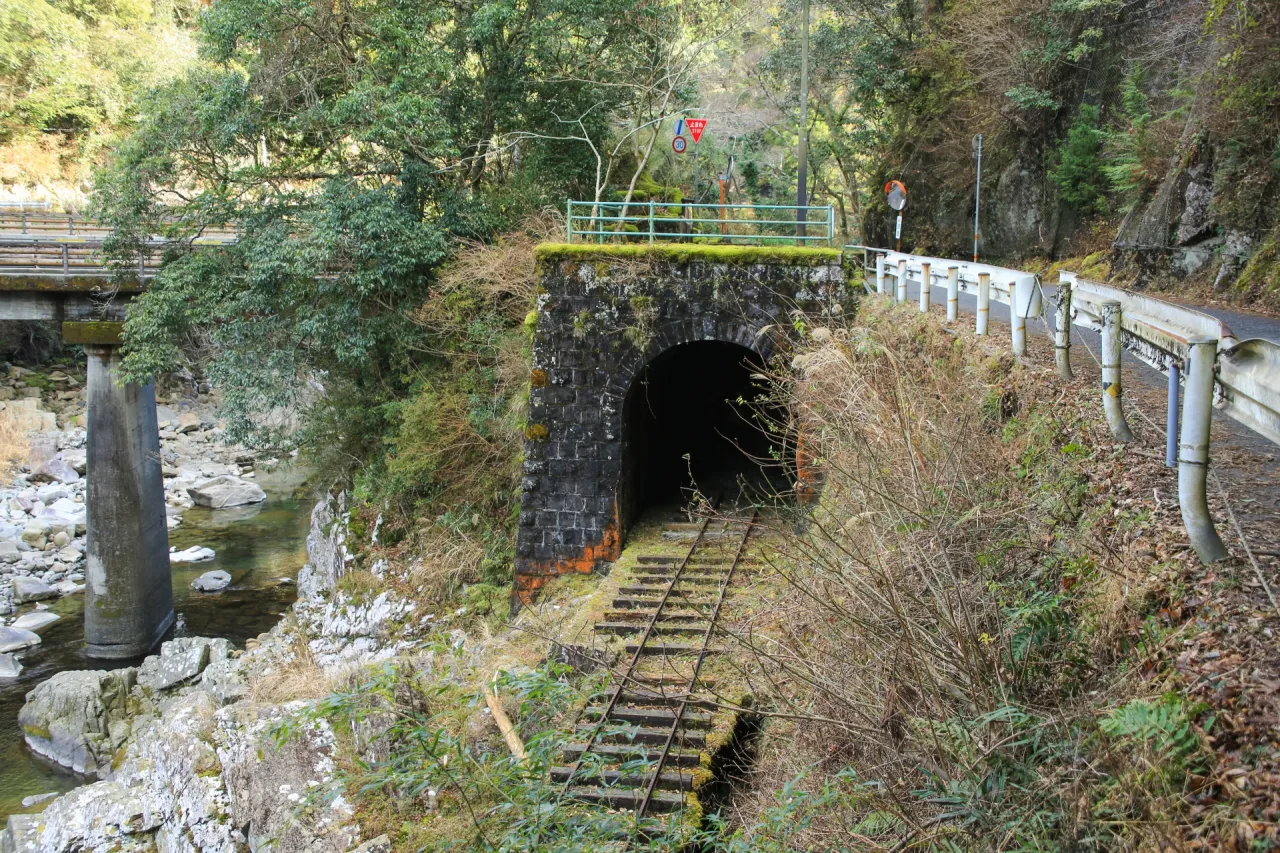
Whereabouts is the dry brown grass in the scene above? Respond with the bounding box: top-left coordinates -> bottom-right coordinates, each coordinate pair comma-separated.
711,301 -> 1195,849
249,631 -> 332,704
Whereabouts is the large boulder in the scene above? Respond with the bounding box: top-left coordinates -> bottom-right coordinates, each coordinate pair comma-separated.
19,669 -> 136,777
30,460 -> 80,486
0,541 -> 19,564
136,637 -> 231,692
186,476 -> 266,509
31,780 -> 158,853
13,577 -> 58,603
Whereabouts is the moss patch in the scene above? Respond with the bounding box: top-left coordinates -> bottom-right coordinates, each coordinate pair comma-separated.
534,242 -> 841,267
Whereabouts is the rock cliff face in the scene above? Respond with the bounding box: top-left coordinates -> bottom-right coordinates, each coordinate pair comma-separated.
3,493 -> 414,853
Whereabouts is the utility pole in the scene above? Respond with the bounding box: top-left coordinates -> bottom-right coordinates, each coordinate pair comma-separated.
796,0 -> 810,241
972,133 -> 983,262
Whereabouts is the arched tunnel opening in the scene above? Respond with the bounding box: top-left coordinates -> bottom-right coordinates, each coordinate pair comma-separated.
619,340 -> 790,532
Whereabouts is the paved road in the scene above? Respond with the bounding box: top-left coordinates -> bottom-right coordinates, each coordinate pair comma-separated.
892,278 -> 1279,558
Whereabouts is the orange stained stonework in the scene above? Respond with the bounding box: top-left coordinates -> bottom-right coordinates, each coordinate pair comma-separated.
514,506 -> 622,606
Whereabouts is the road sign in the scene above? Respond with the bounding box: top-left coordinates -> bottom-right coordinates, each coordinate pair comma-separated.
884,180 -> 907,211
672,135 -> 687,154
686,118 -> 707,144
674,118 -> 685,137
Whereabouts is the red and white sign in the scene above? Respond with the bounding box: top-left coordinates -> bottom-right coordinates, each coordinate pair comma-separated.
685,118 -> 708,144
672,135 -> 687,154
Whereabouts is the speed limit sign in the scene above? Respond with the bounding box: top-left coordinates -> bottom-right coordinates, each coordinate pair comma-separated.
672,135 -> 687,154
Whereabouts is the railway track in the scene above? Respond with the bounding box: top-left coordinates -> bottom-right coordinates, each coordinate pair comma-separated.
551,503 -> 757,821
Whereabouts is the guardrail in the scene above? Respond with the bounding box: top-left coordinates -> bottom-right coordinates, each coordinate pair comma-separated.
0,232 -> 236,278
849,246 -> 1280,566
566,200 -> 835,246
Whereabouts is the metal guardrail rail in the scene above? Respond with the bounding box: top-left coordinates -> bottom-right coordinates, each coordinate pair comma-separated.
566,200 -> 835,246
850,245 -> 1280,566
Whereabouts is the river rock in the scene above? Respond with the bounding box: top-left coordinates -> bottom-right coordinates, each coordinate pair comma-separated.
51,530 -> 71,548
187,476 -> 266,509
35,485 -> 70,504
349,835 -> 391,853
19,668 -> 136,777
12,576 -> 57,603
136,637 -> 230,691
176,412 -> 201,434
0,541 -> 19,564
0,652 -> 22,678
20,521 -> 49,546
20,791 -> 59,808
191,570 -> 231,592
11,611 -> 60,631
30,460 -> 80,486
169,546 -> 215,564
0,626 -> 40,652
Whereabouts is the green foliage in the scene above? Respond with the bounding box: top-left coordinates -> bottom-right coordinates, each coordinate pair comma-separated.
0,0 -> 197,141
1051,104 -> 1110,214
1004,83 -> 1060,112
97,0 -> 661,464
1099,695 -> 1206,770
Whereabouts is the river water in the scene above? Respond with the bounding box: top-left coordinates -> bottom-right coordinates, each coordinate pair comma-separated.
0,468 -> 312,820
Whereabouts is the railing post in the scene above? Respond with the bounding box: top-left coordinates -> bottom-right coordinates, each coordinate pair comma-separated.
896,260 -> 907,304
875,255 -> 886,295
976,272 -> 990,334
1179,337 -> 1228,562
1100,300 -> 1134,442
1166,359 -> 1180,468
1011,288 -> 1027,357
946,266 -> 959,322
919,262 -> 931,313
1053,279 -> 1073,379
62,245 -> 69,274
648,201 -> 655,245
21,213 -> 27,235
565,201 -> 572,243
68,215 -> 74,235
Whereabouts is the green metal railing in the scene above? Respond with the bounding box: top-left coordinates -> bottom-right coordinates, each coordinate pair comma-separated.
566,200 -> 835,246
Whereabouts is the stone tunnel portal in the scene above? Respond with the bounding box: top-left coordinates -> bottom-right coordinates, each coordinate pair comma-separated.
619,340 -> 786,529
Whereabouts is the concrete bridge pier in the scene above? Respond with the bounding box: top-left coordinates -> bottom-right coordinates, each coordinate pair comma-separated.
82,344 -> 174,659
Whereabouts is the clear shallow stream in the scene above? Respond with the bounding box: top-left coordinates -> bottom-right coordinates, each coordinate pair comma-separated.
0,468 -> 312,820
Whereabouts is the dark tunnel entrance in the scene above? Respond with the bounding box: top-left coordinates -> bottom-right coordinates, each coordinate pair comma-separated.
619,340 -> 789,531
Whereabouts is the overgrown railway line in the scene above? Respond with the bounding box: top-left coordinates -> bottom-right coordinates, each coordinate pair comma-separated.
552,503 -> 757,822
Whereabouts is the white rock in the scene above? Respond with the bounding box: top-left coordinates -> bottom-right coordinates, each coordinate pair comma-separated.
0,652 -> 22,677
187,476 -> 266,509
12,575 -> 57,603
169,545 -> 215,564
30,459 -> 79,485
11,611 -> 60,631
0,540 -> 19,564
190,570 -> 231,592
0,625 -> 41,652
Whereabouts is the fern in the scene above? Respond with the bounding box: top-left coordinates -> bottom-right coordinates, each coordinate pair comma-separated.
1100,695 -> 1206,769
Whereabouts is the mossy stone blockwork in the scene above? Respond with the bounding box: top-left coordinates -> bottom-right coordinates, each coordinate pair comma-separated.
514,249 -> 853,603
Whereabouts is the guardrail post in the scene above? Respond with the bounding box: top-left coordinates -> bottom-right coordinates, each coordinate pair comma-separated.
919,262 -> 931,313
896,260 -> 907,303
565,200 -> 572,242
1166,359 -> 1180,468
1053,282 -> 1072,379
976,272 -> 990,334
21,213 -> 28,235
1179,337 -> 1228,562
946,267 -> 958,322
875,255 -> 886,295
68,215 -> 74,235
62,245 -> 69,274
648,201 -> 655,245
1100,300 -> 1134,442
1011,294 -> 1028,357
